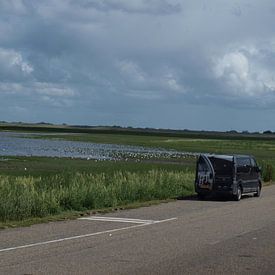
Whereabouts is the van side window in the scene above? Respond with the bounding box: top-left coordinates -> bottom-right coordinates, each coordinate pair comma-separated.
237,157 -> 251,167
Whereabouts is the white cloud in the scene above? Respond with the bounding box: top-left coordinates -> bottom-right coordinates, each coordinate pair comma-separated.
40,95 -> 74,107
32,82 -> 75,97
214,51 -> 251,94
164,73 -> 182,92
214,52 -> 249,80
0,0 -> 28,15
0,82 -> 75,96
0,82 -> 22,94
115,59 -> 185,98
0,48 -> 33,75
213,45 -> 275,99
116,60 -> 146,83
77,0 -> 181,15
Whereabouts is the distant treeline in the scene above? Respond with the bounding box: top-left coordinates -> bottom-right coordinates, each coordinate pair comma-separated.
0,122 -> 275,141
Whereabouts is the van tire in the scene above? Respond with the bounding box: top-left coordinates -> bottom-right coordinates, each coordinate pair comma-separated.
233,185 -> 242,201
254,183 -> 261,197
197,193 -> 205,200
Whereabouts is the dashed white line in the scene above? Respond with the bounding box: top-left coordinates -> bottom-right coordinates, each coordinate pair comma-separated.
79,216 -> 159,224
0,217 -> 177,253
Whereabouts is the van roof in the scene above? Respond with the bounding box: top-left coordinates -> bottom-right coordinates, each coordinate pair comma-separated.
201,154 -> 252,161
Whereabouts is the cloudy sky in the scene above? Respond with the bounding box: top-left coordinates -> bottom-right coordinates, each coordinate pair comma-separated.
1,0 -> 275,131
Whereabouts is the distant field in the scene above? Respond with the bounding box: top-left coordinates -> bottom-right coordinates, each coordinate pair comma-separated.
34,133 -> 275,159
1,123 -> 275,141
17,129 -> 275,172
1,124 -> 275,179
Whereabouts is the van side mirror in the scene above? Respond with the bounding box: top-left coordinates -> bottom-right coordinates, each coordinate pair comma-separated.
256,167 -> 261,173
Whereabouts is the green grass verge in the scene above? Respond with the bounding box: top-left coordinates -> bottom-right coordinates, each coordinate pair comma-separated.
0,199 -> 176,229
0,169 -> 194,224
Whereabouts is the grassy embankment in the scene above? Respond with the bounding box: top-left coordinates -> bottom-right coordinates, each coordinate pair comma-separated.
0,157 -> 195,227
1,124 -> 275,226
0,170 -> 194,224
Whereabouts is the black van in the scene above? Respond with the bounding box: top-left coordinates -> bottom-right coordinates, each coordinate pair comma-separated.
194,154 -> 261,201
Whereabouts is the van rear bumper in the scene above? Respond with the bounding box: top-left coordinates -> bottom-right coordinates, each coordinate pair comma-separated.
215,185 -> 233,192
195,184 -> 234,196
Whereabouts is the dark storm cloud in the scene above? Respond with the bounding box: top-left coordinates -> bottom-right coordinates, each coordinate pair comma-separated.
0,0 -> 275,130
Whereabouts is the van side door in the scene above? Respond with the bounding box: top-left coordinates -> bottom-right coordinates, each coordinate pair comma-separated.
236,157 -> 252,193
195,155 -> 214,192
250,157 -> 260,191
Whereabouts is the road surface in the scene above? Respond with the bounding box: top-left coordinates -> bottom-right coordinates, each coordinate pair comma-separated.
1,185 -> 275,274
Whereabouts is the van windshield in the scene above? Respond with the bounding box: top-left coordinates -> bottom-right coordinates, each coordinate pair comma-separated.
208,157 -> 233,176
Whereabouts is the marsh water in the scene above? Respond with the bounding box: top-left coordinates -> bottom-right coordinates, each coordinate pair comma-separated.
0,132 -> 195,161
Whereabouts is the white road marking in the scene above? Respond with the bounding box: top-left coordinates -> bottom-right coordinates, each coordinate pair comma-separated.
79,216 -> 159,224
0,217 -> 177,253
209,229 -> 258,245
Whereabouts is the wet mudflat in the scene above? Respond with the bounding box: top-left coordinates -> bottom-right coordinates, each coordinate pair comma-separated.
0,131 -> 195,161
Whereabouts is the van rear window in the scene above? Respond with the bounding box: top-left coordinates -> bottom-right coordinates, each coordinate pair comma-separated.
237,157 -> 251,167
198,160 -> 209,172
208,157 -> 233,175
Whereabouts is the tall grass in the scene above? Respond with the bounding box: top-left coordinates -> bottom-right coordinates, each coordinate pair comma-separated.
0,170 -> 194,222
259,161 -> 275,182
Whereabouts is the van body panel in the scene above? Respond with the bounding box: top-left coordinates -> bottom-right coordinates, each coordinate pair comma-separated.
195,154 -> 261,199
195,155 -> 214,193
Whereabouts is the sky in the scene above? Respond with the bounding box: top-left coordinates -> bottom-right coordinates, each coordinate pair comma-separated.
0,0 -> 275,131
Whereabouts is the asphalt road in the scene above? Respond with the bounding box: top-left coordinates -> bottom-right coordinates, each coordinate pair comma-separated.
1,186 -> 275,274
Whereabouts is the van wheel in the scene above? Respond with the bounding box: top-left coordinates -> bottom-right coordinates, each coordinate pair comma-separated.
254,184 -> 261,197
234,186 -> 242,201
197,193 -> 205,200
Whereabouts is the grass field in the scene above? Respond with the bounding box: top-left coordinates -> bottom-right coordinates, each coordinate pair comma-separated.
0,156 -> 195,177
0,124 -> 274,226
